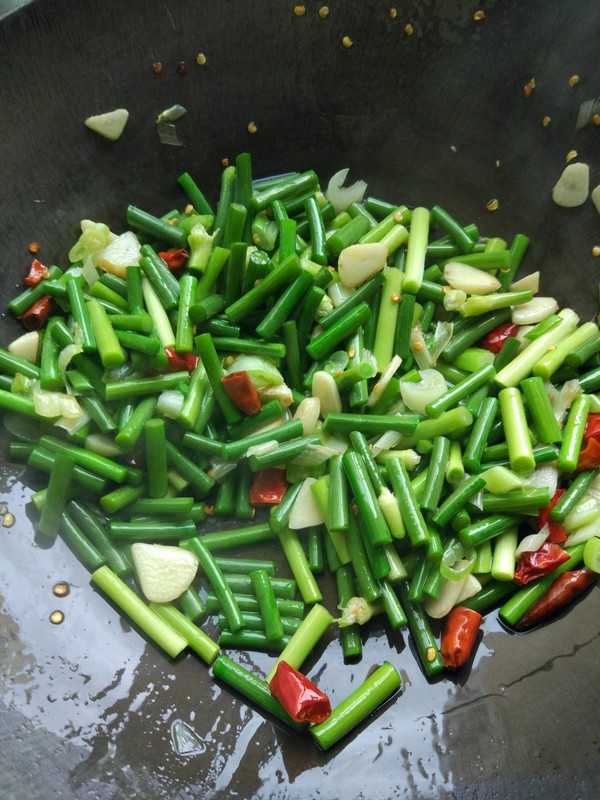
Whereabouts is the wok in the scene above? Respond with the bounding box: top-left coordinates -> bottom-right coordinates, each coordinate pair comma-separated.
0,1 -> 599,798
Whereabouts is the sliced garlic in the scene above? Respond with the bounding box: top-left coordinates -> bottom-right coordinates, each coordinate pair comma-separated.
84,108 -> 129,141
131,543 -> 199,603
97,231 -> 141,278
288,477 -> 324,529
551,162 -> 589,207
337,242 -> 388,288
7,330 -> 39,363
443,261 -> 501,295
512,296 -> 558,325
510,271 -> 540,294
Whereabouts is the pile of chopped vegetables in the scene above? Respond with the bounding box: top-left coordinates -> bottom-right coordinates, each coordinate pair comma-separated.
1,155 -> 599,749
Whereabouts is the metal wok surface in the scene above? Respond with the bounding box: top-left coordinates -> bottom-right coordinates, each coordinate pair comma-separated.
0,1 -> 599,798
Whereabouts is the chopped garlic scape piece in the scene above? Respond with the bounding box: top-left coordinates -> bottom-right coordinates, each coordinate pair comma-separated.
552,162 -> 589,207
337,243 -> 388,288
131,543 -> 199,603
84,108 -> 129,141
592,184 -> 600,216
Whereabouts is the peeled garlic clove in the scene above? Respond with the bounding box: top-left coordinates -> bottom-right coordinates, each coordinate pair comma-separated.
443,261 -> 501,295
288,477 -> 324,529
338,242 -> 388,288
512,296 -> 558,325
326,168 -> 368,215
551,162 -> 589,207
131,543 -> 199,603
399,368 -> 447,415
312,371 -> 342,417
293,396 -> 321,435
85,108 -> 129,141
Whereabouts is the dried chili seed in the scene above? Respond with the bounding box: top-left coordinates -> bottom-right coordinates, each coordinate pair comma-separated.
151,62 -> 163,74
593,114 -> 600,126
247,121 -> 258,134
404,23 -> 414,35
473,10 -> 486,21
53,582 -> 70,598
566,150 -> 578,163
177,61 -> 187,75
49,610 -> 64,625
293,4 -> 306,16
196,53 -> 207,65
28,241 -> 41,254
221,158 -> 230,167
542,115 -> 551,127
486,198 -> 500,212
342,35 -> 354,48
592,246 -> 600,257
319,5 -> 329,17
523,78 -> 536,97
388,7 -> 398,19
568,74 -> 580,87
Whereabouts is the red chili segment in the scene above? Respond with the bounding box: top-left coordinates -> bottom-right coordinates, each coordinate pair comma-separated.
577,414 -> 600,469
250,468 -> 288,505
479,322 -> 520,354
24,258 -> 50,287
161,347 -> 199,373
515,569 -> 597,630
513,542 -> 570,585
20,295 -> 55,330
440,606 -> 482,669
158,249 -> 189,270
269,661 -> 331,723
221,371 -> 261,415
536,489 -> 567,544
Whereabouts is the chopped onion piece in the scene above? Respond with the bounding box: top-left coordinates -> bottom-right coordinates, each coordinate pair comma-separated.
81,254 -> 100,286
512,296 -> 558,325
246,440 -> 279,459
367,355 -> 402,407
515,526 -> 549,557
326,168 -> 367,215
510,271 -> 540,294
157,389 -> 185,419
58,343 -> 83,386
289,477 -> 324,529
337,243 -> 388,288
552,162 -> 589,207
370,429 -> 403,456
327,281 -> 354,307
564,497 -> 600,533
97,231 -> 141,279
33,385 -> 83,419
523,462 -> 558,496
259,383 -> 294,407
85,433 -> 124,458
8,330 -> 39,363
400,368 -> 447,415
54,408 -> 91,435
292,444 -> 338,467
443,288 -> 467,312
315,296 -> 334,320
424,577 -> 467,619
226,355 -> 283,391
549,379 -> 581,425
156,104 -> 187,123
444,261 -> 501,295
207,460 -> 238,481
565,521 -> 600,547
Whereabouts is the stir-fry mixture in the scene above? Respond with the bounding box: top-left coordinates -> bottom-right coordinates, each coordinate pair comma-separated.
1,155 -> 599,749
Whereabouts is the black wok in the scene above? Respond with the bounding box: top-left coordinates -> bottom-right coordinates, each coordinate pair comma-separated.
1,1 -> 599,798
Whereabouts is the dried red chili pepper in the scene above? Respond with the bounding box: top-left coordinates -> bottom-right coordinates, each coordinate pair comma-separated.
269,661 -> 331,723
20,295 -> 54,330
250,468 -> 288,505
221,371 -> 261,416
513,542 -> 570,586
163,347 -> 198,373
576,414 -> 600,469
440,606 -> 482,669
24,258 -> 49,287
536,488 -> 567,544
515,569 -> 596,630
479,322 -> 520,354
583,413 -> 600,440
158,249 -> 189,270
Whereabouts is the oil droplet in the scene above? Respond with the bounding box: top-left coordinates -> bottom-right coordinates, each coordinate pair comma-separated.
50,610 -> 64,625
53,581 -> 70,597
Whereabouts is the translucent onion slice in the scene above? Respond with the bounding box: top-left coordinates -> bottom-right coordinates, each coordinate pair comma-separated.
552,162 -> 589,207
512,296 -> 558,325
157,389 -> 185,419
326,168 -> 367,215
327,281 -> 354,307
400,368 -> 447,415
444,261 -> 501,295
523,462 -> 558,496
515,526 -> 549,557
289,477 -> 324,529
